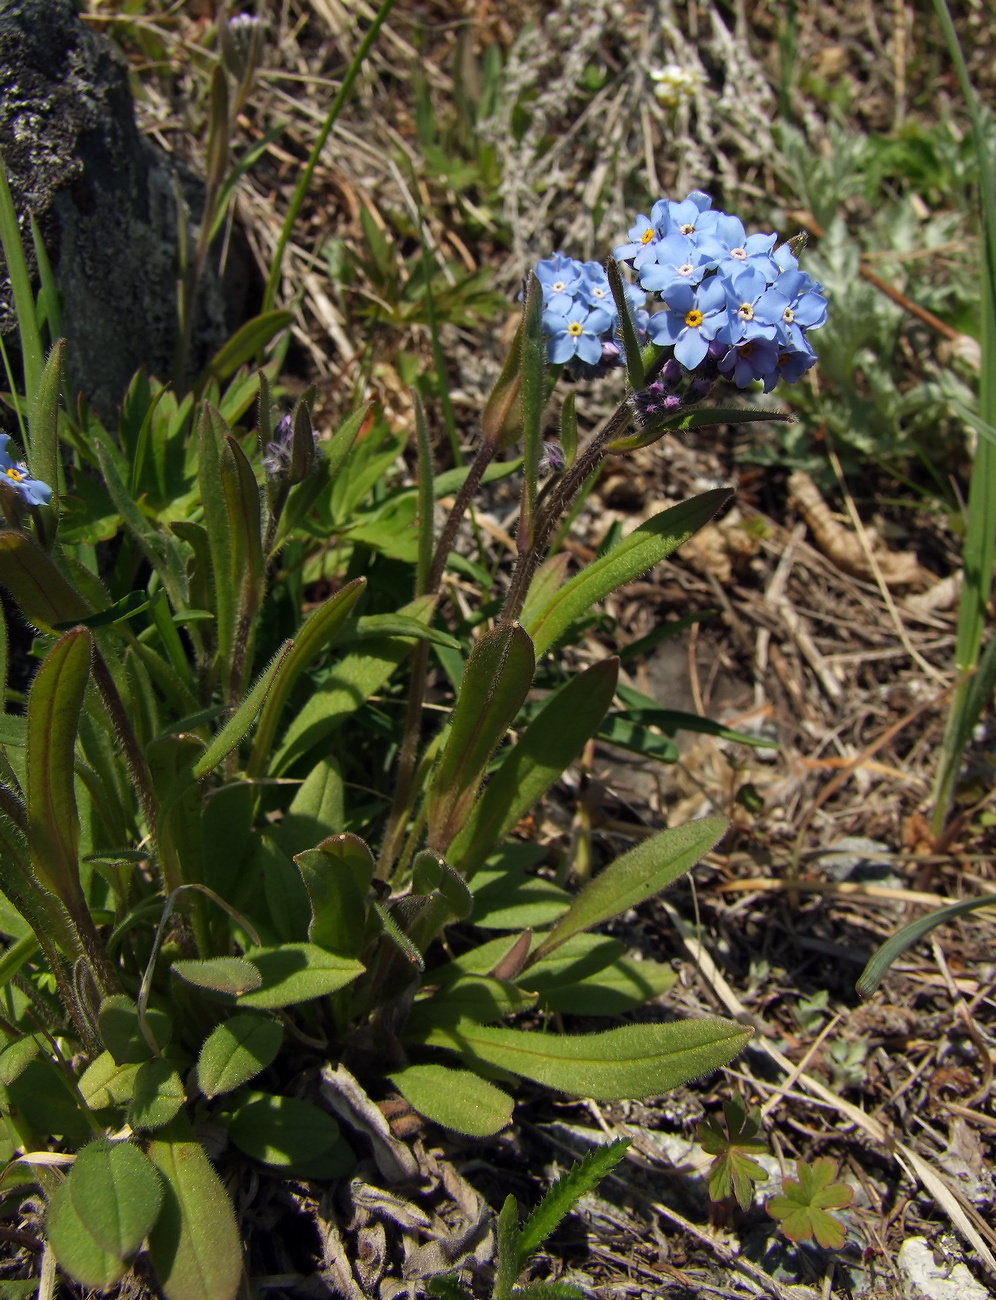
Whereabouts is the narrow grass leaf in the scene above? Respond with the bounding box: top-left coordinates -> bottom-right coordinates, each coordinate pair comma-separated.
516,1138 -> 630,1269
199,310 -> 293,386
423,1019 -> 752,1101
524,490 -> 732,657
530,816 -> 727,964
389,1064 -> 512,1137
0,150 -> 42,413
857,892 -> 996,998
28,339 -> 63,521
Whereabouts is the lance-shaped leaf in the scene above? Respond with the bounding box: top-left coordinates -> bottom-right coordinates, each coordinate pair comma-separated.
423,1019 -> 752,1101
220,433 -> 263,605
529,816 -> 727,965
237,942 -> 365,1009
524,490 -> 733,657
448,659 -> 618,878
26,627 -> 90,906
192,639 -> 292,780
200,310 -> 294,386
608,405 -> 792,454
171,957 -> 262,996
389,1064 -> 513,1137
559,390 -> 578,467
857,893 -> 996,998
482,310 -> 524,451
248,579 -> 365,777
147,1117 -> 241,1300
0,531 -> 91,632
515,1138 -> 632,1271
295,834 -> 374,958
197,404 -> 236,672
427,623 -> 535,851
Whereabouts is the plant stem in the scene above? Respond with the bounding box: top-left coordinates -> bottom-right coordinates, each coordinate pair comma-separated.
501,397 -> 633,622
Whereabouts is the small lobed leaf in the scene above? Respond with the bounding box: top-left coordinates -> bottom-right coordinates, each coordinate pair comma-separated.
197,1015 -> 283,1098
388,1064 -> 513,1138
766,1157 -> 853,1249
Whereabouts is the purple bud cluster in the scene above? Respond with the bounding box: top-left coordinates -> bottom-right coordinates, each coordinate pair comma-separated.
533,192 -> 827,404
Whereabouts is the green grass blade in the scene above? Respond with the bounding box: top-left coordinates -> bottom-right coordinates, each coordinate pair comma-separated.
856,893 -> 996,998
261,0 -> 399,315
0,149 -> 42,422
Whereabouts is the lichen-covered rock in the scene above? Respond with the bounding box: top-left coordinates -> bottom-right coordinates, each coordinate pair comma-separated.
0,0 -> 228,422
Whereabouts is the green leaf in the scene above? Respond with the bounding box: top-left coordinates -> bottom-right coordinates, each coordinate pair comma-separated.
523,490 -> 732,656
147,1117 -> 241,1300
46,1180 -> 127,1290
192,640 -> 293,779
697,1098 -> 769,1211
78,1052 -> 140,1109
405,976 -> 536,1039
351,613 -> 462,649
129,1060 -> 185,1131
0,1035 -> 38,1085
530,816 -> 727,964
171,957 -> 262,996
237,942 -> 365,1009
248,579 -> 365,777
470,847 -> 571,931
427,1277 -> 473,1300
26,626 -> 90,907
227,1091 -> 341,1167
422,1019 -> 752,1101
449,659 -> 618,878
516,1138 -> 630,1270
0,150 -> 42,411
388,1064 -> 513,1137
519,272 -> 545,542
494,1193 -> 521,1300
295,834 -> 374,957
197,1015 -> 283,1098
535,955 -> 677,1016
200,310 -> 293,385
606,256 -> 644,389
28,339 -> 63,524
595,714 -> 680,764
0,532 -> 91,633
766,1157 -> 853,1249
273,594 -> 435,774
66,1139 -> 163,1260
274,757 -> 345,859
427,623 -> 535,851
857,893 -> 996,998
98,995 -> 172,1065
412,850 -> 473,920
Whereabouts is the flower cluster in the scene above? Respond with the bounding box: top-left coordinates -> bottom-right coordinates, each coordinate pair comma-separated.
532,192 -> 827,413
0,434 -> 51,507
614,191 -> 827,399
536,254 -> 647,374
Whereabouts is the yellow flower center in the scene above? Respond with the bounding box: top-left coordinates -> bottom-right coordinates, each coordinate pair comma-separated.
4,467 -> 24,483
684,309 -> 704,328
738,303 -> 754,321
641,228 -> 655,244
783,307 -> 795,323
680,223 -> 695,235
567,321 -> 584,336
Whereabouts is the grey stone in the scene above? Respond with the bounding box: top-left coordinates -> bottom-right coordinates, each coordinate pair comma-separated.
0,0 -> 230,423
898,1236 -> 990,1300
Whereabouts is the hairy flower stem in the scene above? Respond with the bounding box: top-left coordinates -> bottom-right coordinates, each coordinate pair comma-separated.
427,438 -> 497,594
501,398 -> 634,622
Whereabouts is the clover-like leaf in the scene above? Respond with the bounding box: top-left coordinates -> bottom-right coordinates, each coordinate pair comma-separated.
696,1096 -> 769,1211
766,1156 -> 853,1249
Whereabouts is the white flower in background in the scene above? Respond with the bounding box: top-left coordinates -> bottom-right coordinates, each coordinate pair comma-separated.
649,64 -> 703,107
